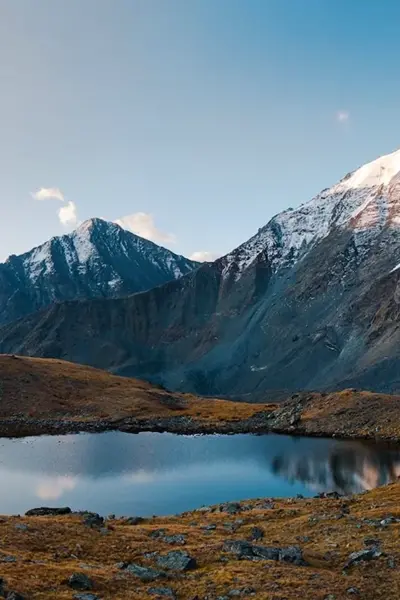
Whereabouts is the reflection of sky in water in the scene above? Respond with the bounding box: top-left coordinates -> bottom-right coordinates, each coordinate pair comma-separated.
0,432 -> 399,516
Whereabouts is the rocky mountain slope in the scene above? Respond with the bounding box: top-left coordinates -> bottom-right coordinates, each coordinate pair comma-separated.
0,218 -> 198,325
2,148 -> 400,395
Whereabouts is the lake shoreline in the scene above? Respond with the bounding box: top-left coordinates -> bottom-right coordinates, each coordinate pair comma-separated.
1,413 -> 400,443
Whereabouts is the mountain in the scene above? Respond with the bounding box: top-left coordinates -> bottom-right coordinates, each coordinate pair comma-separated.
2,148 -> 400,395
0,218 -> 198,325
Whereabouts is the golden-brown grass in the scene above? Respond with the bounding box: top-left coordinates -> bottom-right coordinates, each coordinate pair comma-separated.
1,482 -> 400,599
0,354 -> 274,425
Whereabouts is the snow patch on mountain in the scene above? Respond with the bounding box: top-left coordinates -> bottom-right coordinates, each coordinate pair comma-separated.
222,147 -> 400,280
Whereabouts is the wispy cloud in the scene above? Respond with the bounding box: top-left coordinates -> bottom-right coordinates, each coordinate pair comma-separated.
32,187 -> 79,228
115,212 -> 176,246
336,110 -> 350,123
32,187 -> 65,202
189,251 -> 220,262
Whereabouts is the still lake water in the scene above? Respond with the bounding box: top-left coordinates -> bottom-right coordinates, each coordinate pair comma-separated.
0,431 -> 399,516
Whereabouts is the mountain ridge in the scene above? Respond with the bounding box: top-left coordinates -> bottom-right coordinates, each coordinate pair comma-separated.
2,147 -> 400,395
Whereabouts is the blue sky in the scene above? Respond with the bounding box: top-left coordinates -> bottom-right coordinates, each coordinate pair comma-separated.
1,0 -> 400,261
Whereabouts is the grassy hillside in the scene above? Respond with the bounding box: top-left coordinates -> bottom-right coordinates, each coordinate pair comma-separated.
0,354 -> 273,424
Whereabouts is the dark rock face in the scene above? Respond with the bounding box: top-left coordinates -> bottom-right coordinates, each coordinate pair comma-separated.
0,218 -> 198,326
3,152 -> 400,396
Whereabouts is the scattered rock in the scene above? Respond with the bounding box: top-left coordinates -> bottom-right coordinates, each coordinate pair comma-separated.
73,595 -> 100,600
149,529 -> 167,539
387,556 -> 396,569
124,564 -> 166,582
82,513 -> 104,529
0,555 -> 16,563
68,573 -> 94,591
346,588 -> 360,596
123,516 -> 145,525
221,503 -> 241,515
6,593 -> 26,600
201,524 -> 216,531
14,524 -> 28,532
148,587 -> 176,598
222,540 -> 254,559
25,506 -> 71,516
343,547 -> 382,570
223,540 -> 305,565
363,538 -> 380,547
156,550 -> 197,571
249,527 -> 264,541
162,534 -> 186,545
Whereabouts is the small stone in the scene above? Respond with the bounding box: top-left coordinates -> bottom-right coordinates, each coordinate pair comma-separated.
223,503 -> 241,515
148,587 -> 176,598
149,529 -> 167,539
25,506 -> 71,517
0,555 -> 16,563
222,540 -> 254,559
82,513 -> 104,529
68,573 -> 93,591
156,550 -> 197,571
250,527 -> 264,541
387,556 -> 396,569
14,524 -> 28,532
343,547 -> 382,570
162,534 -> 186,545
364,538 -> 380,547
124,564 -> 166,582
6,593 -> 26,600
73,595 -> 100,600
201,524 -> 216,531
346,588 -> 360,596
124,516 -> 145,525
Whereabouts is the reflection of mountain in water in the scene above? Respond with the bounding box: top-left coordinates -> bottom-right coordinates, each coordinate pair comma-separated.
0,432 -> 399,496
270,442 -> 400,494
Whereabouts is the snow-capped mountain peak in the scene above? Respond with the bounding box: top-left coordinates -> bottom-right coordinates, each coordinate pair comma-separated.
222,147 -> 400,280
0,219 -> 198,325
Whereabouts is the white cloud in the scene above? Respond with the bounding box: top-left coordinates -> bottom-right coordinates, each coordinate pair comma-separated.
189,251 -> 220,262
32,187 -> 79,228
58,200 -> 78,227
32,187 -> 65,202
336,110 -> 350,123
115,212 -> 176,246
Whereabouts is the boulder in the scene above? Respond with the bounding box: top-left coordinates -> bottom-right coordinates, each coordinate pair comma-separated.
68,573 -> 94,591
156,551 -> 197,571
